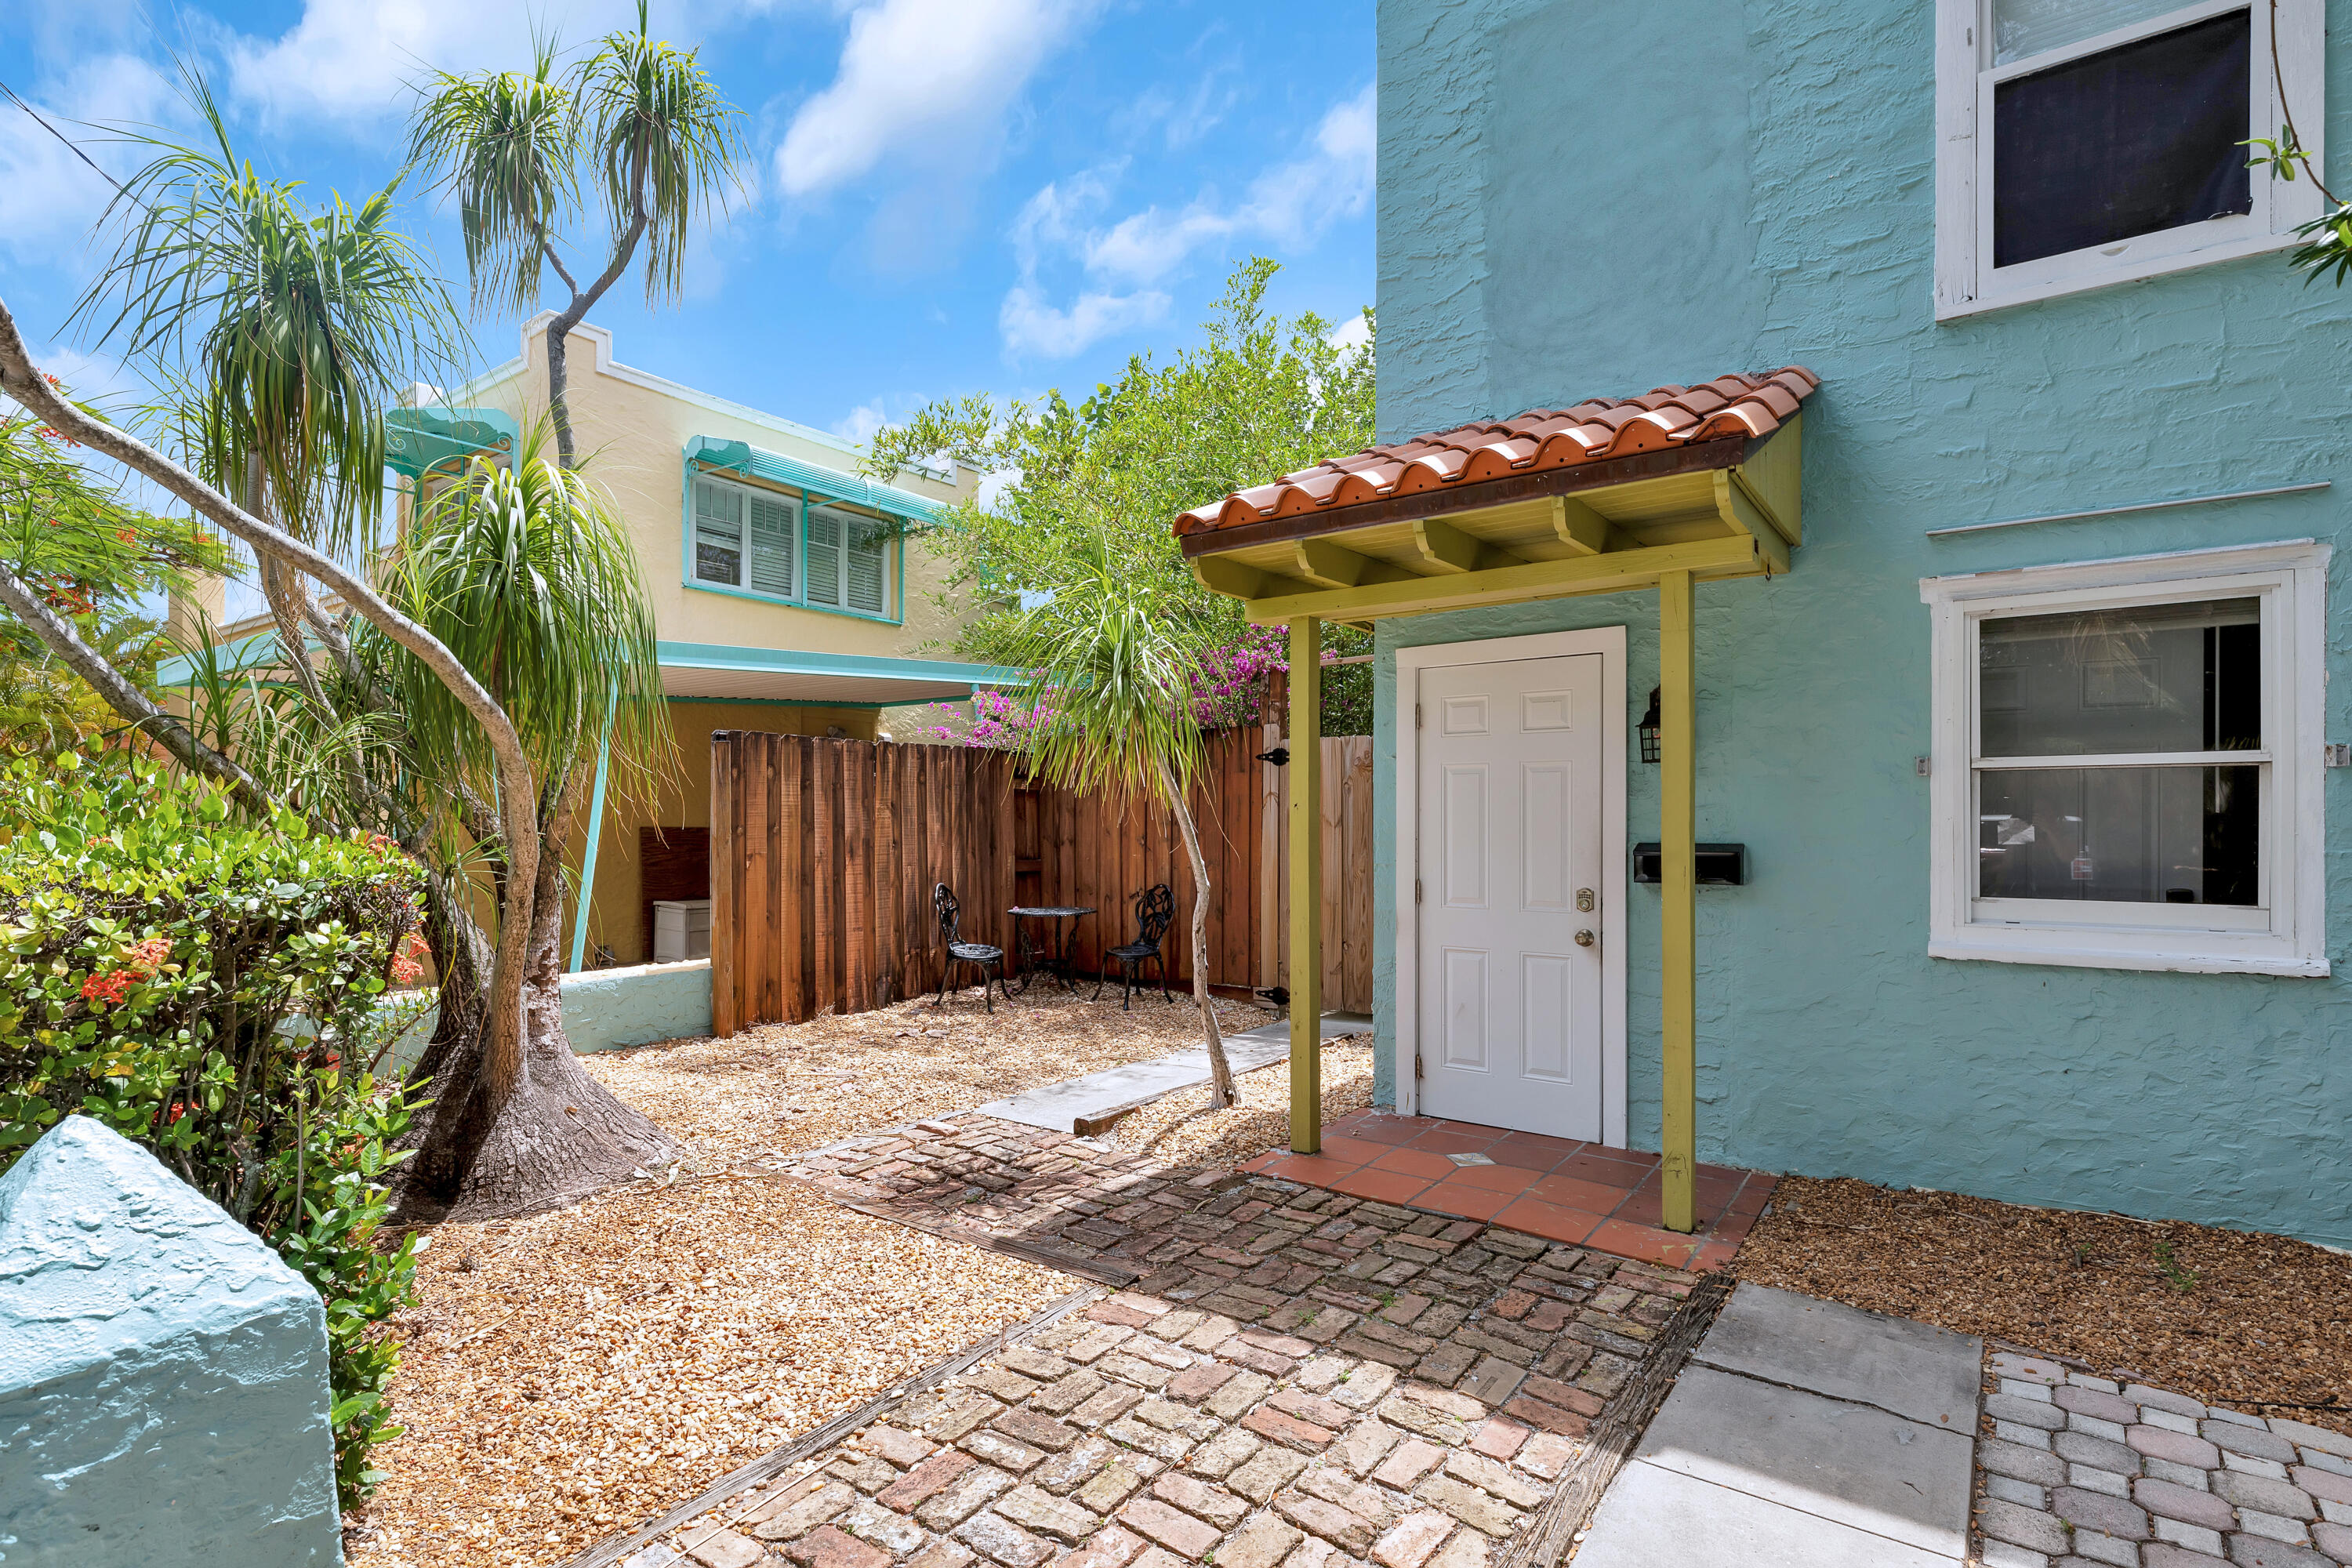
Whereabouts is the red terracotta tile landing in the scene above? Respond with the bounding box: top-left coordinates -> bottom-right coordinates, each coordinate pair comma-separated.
1415,1179 -> 1521,1221
1370,1147 -> 1460,1181
1492,1197 -> 1604,1246
1290,1111 -> 1769,1271
1327,1167 -> 1432,1205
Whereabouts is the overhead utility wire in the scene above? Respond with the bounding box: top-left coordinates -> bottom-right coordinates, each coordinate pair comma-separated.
0,80 -> 128,195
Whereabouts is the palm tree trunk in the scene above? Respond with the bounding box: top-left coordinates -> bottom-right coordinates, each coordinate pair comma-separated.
398,776 -> 681,1220
540,196 -> 650,470
1157,756 -> 1235,1108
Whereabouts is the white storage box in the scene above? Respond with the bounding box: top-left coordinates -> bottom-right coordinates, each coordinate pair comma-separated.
652,898 -> 713,964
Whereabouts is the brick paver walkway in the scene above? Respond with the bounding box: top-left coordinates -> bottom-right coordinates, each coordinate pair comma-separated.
1243,1112 -> 1772,1273
644,1120 -> 1714,1568
1974,1350 -> 2352,1568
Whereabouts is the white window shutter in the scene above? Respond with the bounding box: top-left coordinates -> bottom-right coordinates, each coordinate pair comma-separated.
847,517 -> 889,614
806,506 -> 842,605
746,492 -> 796,597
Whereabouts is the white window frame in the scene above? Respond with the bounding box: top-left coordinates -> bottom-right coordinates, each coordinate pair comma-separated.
1921,539 -> 2328,977
1933,0 -> 2326,320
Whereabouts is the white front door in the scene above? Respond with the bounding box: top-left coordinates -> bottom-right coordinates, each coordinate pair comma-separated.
1414,654 -> 1606,1138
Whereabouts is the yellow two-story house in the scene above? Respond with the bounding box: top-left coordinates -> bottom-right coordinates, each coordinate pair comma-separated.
176,314 -> 1001,975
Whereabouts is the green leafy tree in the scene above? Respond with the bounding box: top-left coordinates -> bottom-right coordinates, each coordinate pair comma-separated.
367,422 -> 674,1210
409,2 -> 746,466
0,405 -> 230,756
866,260 -> 1375,1084
867,259 -> 1374,655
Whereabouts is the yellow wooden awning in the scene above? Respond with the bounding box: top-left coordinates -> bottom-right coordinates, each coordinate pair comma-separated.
1185,412 -> 1802,624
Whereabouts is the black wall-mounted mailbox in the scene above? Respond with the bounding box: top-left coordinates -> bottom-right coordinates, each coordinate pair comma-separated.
1632,843 -> 1748,886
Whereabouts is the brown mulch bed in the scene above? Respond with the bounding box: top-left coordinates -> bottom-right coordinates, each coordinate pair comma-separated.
343,985 -> 1269,1568
1734,1174 -> 2352,1436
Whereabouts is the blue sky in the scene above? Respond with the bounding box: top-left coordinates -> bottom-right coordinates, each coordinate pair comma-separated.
0,0 -> 1375,445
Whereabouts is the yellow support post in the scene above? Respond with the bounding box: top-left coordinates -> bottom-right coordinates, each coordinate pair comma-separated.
1288,615 -> 1324,1153
1659,569 -> 1697,1233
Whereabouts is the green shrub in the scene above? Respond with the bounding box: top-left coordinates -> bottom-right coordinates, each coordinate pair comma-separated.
0,753 -> 430,1508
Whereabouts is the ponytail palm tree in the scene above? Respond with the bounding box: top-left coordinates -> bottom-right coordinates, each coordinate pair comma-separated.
1000,534 -> 1239,1107
2,66 -> 681,1218
410,2 -> 745,468
72,74 -> 463,718
376,423 -> 676,1210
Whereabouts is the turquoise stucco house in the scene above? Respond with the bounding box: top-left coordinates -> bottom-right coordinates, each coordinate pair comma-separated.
1183,0 -> 2352,1247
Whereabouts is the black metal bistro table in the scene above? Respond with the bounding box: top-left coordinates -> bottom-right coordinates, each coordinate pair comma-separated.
1007,905 -> 1094,995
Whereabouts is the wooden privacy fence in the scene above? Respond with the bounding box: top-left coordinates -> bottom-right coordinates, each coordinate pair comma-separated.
710,727 -> 1375,1036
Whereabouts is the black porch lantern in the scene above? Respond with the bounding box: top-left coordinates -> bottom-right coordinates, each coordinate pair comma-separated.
1638,687 -> 1662,764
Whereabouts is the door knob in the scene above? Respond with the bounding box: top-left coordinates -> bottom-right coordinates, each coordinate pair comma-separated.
1574,929 -> 1596,948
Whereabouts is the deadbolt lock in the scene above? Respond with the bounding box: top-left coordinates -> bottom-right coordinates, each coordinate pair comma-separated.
1575,887 -> 1596,913
1575,929 -> 1597,948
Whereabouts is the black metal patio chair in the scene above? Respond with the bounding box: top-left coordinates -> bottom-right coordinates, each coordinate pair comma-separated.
1095,882 -> 1176,1011
933,882 -> 1007,1012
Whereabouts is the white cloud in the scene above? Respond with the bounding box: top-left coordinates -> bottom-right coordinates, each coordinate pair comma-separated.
777,0 -> 1095,198
1329,314 -> 1372,356
994,172 -> 1168,359
832,400 -> 887,444
221,0 -> 622,129
994,81 -> 1373,360
1081,81 -> 1375,287
0,54 -> 174,266
998,286 -> 1167,361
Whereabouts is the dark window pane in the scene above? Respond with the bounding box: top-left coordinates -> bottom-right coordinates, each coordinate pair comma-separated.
1993,9 -> 2251,267
1980,597 -> 2259,757
695,542 -> 741,586
1977,764 -> 2258,904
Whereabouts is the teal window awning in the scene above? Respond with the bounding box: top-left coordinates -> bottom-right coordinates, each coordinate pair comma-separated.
686,435 -> 947,522
656,641 -> 1014,706
386,408 -> 519,480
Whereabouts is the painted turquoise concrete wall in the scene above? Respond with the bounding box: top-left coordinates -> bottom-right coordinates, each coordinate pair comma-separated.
0,1116 -> 341,1565
1373,0 -> 2352,1244
368,962 -> 713,1073
560,960 -> 713,1053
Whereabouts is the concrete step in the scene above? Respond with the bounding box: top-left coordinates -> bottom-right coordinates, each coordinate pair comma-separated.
1574,1283 -> 1983,1567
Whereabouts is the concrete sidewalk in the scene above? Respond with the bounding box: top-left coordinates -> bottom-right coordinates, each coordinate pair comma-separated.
1574,1283 -> 1983,1566
975,1012 -> 1370,1133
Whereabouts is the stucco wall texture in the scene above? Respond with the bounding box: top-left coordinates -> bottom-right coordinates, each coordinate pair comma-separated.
561,959 -> 715,1051
1370,0 -> 2352,1244
0,1117 -> 341,1565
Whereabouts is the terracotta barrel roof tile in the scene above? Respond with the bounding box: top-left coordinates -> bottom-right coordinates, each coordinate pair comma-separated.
1174,365 -> 1820,535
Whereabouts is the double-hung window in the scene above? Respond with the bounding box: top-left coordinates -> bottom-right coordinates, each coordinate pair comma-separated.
1922,542 -> 2327,975
1934,0 -> 2325,317
688,470 -> 895,619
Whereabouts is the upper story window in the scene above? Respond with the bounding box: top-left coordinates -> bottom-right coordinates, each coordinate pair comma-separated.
1921,541 -> 2327,977
689,471 -> 895,619
1934,0 -> 2325,318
